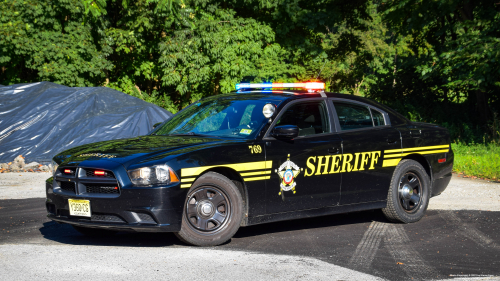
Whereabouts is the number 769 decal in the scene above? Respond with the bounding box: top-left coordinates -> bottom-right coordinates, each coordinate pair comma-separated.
248,145 -> 262,154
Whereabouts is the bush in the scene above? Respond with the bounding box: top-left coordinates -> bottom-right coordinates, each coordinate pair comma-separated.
452,142 -> 500,180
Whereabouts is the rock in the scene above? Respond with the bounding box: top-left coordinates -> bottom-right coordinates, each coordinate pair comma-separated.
39,165 -> 50,172
10,164 -> 21,172
24,162 -> 40,170
12,155 -> 25,170
0,163 -> 8,170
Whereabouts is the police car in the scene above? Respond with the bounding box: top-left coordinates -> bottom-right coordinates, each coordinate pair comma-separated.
46,82 -> 453,246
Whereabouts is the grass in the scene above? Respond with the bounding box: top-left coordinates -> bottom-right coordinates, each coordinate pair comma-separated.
451,142 -> 500,181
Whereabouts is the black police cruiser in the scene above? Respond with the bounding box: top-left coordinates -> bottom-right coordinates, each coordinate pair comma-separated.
46,82 -> 453,246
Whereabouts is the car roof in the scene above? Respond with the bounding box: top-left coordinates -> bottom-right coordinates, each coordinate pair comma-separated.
228,90 -> 409,125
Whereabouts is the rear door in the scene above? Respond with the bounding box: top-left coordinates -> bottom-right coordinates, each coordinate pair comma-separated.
330,99 -> 401,205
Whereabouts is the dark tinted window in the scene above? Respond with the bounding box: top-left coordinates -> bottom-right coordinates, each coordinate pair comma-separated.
371,109 -> 385,126
275,101 -> 330,136
333,102 -> 373,130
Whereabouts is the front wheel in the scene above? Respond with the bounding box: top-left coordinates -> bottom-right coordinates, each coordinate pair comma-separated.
382,159 -> 431,223
175,172 -> 244,246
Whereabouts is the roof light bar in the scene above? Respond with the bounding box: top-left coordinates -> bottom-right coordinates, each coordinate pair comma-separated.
236,82 -> 325,90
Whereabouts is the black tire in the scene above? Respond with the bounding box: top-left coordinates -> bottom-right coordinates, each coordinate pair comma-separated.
175,172 -> 244,246
72,225 -> 117,237
382,159 -> 431,223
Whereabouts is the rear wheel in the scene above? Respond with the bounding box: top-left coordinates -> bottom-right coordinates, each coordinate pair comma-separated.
72,225 -> 117,237
175,172 -> 244,246
382,159 -> 430,223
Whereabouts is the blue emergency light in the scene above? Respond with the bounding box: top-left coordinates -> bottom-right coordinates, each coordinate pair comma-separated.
236,82 -> 325,91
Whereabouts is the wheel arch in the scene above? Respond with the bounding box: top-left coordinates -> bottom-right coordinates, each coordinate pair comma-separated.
400,154 -> 433,184
197,167 -> 249,225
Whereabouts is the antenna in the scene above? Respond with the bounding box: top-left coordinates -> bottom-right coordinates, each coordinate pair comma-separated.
315,59 -> 327,80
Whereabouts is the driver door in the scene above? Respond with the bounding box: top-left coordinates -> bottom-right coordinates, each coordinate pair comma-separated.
264,99 -> 342,214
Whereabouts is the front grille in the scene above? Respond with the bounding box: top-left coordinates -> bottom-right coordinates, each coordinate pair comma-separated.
84,169 -> 115,179
85,183 -> 120,194
91,214 -> 125,223
59,181 -> 76,193
55,167 -> 120,197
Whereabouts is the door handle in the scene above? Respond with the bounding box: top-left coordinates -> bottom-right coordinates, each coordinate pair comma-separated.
410,129 -> 422,136
328,147 -> 340,154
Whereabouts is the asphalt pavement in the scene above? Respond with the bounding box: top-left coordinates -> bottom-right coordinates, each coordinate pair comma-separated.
1,195 -> 499,280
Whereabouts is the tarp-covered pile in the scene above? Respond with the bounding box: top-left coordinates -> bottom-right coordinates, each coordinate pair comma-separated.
0,82 -> 172,163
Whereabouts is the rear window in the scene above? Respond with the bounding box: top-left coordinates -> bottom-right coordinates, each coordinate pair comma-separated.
333,102 -> 373,131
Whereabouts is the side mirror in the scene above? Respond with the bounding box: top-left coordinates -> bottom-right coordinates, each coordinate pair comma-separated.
272,125 -> 299,139
152,122 -> 162,129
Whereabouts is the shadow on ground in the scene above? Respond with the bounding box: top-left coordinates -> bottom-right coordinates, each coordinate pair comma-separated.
37,208 -> 389,248
234,209 -> 388,239
38,221 -> 181,247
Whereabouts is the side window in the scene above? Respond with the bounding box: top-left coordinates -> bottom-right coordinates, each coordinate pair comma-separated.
333,102 -> 373,131
371,109 -> 385,126
275,101 -> 330,136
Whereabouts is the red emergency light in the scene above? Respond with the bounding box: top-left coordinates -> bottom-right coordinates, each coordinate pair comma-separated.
94,170 -> 106,176
236,82 -> 325,91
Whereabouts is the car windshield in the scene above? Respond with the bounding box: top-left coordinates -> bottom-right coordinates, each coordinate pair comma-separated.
154,98 -> 271,139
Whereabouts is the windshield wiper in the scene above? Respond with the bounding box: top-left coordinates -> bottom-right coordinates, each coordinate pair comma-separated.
169,132 -> 208,137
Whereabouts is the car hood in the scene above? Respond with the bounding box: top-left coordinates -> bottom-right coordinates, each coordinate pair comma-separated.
53,135 -> 228,167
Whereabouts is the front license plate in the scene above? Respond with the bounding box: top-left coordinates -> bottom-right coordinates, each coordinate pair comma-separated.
68,199 -> 91,217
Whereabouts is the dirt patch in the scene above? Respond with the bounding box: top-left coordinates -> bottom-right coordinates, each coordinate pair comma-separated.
0,172 -> 50,199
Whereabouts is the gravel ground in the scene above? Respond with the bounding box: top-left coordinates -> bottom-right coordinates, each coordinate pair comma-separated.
429,175 -> 500,211
1,173 -> 499,281
1,172 -> 499,211
0,172 -> 50,200
0,244 -> 383,281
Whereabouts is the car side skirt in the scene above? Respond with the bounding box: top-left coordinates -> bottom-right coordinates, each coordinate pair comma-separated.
245,200 -> 387,226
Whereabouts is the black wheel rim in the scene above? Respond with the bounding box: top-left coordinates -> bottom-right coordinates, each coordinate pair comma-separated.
185,186 -> 230,232
398,171 -> 422,212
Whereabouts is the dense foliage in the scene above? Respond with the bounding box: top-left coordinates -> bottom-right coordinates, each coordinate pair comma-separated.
1,0 -> 499,143
452,143 -> 500,180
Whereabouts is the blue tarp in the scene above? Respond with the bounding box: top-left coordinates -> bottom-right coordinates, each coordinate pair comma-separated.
0,82 -> 172,163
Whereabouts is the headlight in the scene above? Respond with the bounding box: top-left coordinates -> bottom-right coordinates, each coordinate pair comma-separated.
51,160 -> 59,177
127,165 -> 179,186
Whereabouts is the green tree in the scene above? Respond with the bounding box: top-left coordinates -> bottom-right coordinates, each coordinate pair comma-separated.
0,0 -> 113,86
380,0 -> 500,138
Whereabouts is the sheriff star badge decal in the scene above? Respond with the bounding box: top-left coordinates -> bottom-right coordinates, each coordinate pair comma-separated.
276,154 -> 303,195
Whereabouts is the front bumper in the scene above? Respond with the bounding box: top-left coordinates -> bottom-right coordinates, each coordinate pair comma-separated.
46,180 -> 186,233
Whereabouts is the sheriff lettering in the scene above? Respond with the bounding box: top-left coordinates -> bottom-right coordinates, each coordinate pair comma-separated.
77,153 -> 117,158
304,151 -> 381,176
